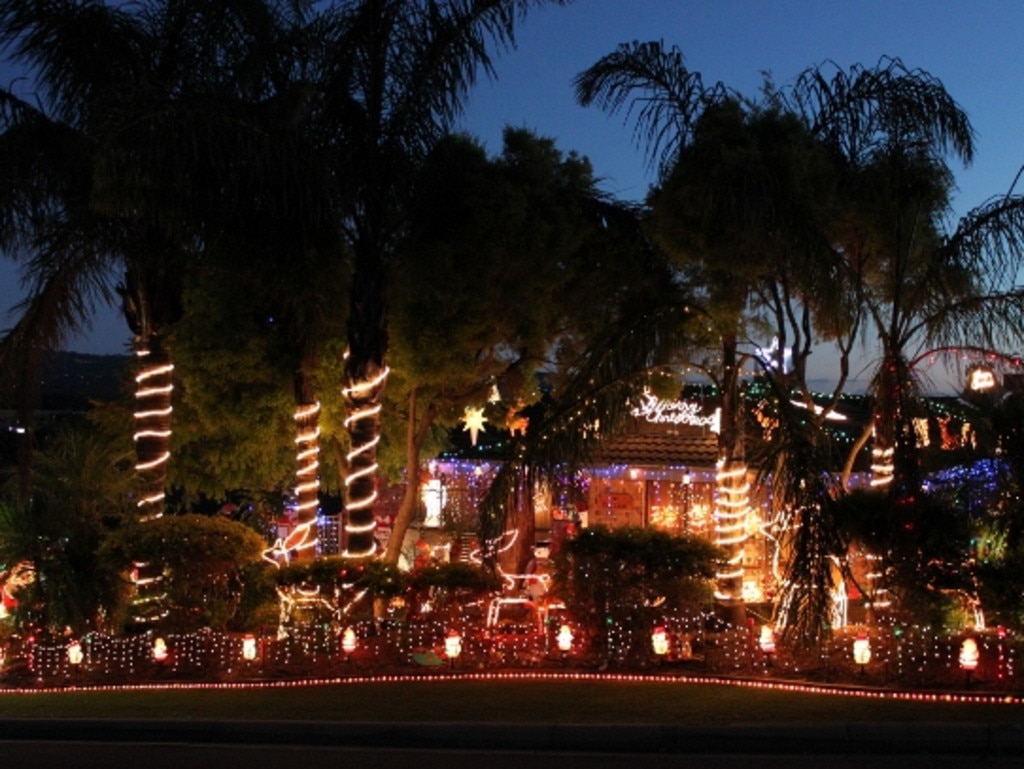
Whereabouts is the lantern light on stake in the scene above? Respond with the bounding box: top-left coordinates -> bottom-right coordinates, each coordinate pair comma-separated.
556,624 -> 574,654
242,634 -> 257,662
759,625 -> 776,666
444,630 -> 462,668
960,637 -> 979,670
960,637 -> 979,688
651,627 -> 670,657
152,637 -> 168,663
853,631 -> 871,673
342,627 -> 357,660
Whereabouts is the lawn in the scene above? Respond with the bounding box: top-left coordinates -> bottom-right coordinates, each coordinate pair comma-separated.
0,675 -> 1019,725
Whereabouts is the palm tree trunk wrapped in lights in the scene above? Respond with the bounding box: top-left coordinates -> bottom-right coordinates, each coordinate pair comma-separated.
129,336 -> 173,626
342,356 -> 390,558
120,258 -> 182,626
713,456 -> 749,620
290,399 -> 322,559
132,344 -> 173,522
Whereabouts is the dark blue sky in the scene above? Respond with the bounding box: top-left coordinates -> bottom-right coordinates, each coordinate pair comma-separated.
3,0 -> 1022,391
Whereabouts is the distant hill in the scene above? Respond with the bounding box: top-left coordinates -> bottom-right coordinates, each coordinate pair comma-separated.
1,351 -> 129,411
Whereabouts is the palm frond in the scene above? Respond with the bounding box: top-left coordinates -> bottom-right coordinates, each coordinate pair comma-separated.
478,278 -> 705,542
789,56 -> 974,168
574,40 -> 728,177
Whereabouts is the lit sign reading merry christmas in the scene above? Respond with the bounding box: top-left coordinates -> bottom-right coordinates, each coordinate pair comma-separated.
630,390 -> 721,433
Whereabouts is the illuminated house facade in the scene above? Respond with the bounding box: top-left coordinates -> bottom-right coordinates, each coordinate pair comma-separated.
424,388 -> 777,604
408,370 -> 1008,616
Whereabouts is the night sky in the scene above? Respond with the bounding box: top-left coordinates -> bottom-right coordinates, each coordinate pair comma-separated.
3,0 -> 1022,393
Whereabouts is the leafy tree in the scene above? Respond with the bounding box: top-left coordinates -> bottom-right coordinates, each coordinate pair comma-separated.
551,526 -> 720,662
167,264 -> 349,508
384,128 -> 627,566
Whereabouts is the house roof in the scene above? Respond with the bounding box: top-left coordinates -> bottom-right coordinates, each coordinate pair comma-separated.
592,427 -> 719,468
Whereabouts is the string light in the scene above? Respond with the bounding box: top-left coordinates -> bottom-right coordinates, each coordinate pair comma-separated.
290,401 -> 323,559
870,445 -> 894,487
132,355 -> 174,521
341,360 -> 390,559
129,350 -> 175,622
2,664 -> 1020,706
714,459 -> 749,604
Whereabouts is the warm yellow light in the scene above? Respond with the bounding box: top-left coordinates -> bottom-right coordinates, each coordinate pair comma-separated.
67,640 -> 83,666
242,634 -> 257,661
959,638 -> 979,671
342,627 -> 357,655
152,637 -> 168,663
557,624 -> 574,653
444,630 -> 463,661
651,627 -> 669,656
853,632 -> 871,666
462,406 -> 488,446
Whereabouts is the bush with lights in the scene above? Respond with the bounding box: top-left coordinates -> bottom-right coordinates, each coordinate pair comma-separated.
551,525 -> 721,665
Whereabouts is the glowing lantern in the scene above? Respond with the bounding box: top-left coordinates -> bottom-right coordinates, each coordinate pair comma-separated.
67,640 -> 83,667
959,637 -> 979,671
342,627 -> 357,659
759,625 -> 776,662
242,634 -> 257,661
556,624 -> 574,654
960,637 -> 979,688
651,626 -> 670,656
152,637 -> 168,663
444,630 -> 462,668
852,631 -> 871,672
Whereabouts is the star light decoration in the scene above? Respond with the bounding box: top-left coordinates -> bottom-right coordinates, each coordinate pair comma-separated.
462,405 -> 488,446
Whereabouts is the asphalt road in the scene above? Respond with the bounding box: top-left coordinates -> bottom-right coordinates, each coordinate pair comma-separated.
3,720 -> 1024,767
4,743 -> 1024,769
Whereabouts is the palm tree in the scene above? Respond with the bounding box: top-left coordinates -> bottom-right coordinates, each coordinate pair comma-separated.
279,0 -> 572,558
0,0 -> 234,518
574,45 -> 1024,637
785,57 -> 1024,501
573,41 -> 778,622
648,99 -> 861,636
0,0 -> 264,625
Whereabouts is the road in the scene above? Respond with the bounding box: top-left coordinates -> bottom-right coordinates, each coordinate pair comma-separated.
4,719 -> 1024,767
6,745 -> 1024,769
4,742 -> 1024,769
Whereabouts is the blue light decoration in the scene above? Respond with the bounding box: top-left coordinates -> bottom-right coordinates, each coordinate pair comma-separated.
923,458 -> 1011,515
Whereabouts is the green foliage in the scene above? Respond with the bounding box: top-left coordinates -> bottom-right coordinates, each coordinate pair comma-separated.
102,514 -> 267,632
388,129 -> 607,416
405,561 -> 502,624
408,561 -> 501,600
167,271 -> 305,499
276,557 -> 406,601
833,488 -> 974,628
552,526 -> 720,658
0,418 -> 132,634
